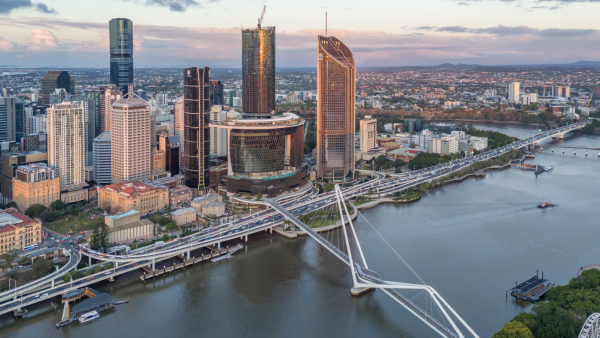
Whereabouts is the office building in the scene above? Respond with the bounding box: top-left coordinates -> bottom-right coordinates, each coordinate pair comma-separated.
111,94 -> 151,183
98,181 -> 168,215
12,162 -> 60,212
211,112 -> 307,196
20,133 -> 47,153
0,209 -> 42,253
41,71 -> 75,105
553,85 -> 570,98
135,89 -> 147,101
210,81 -> 224,106
100,85 -> 122,133
241,25 -> 276,119
359,115 -> 377,152
93,131 -> 112,185
521,93 -> 538,105
109,18 -> 134,95
429,136 -> 459,155
507,82 -> 520,103
171,208 -> 196,226
209,106 -> 228,157
316,35 -> 355,181
403,119 -> 422,134
47,102 -> 85,189
182,67 -> 211,191
158,133 -> 180,177
0,97 -> 19,142
27,115 -> 46,134
0,151 -> 47,203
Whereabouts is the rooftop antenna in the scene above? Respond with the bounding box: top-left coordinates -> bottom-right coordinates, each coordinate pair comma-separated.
258,5 -> 266,29
325,12 -> 328,37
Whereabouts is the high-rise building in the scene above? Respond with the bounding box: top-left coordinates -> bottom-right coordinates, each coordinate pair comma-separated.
27,115 -> 46,134
209,106 -> 227,157
93,131 -> 112,185
403,119 -> 422,134
110,94 -> 151,183
12,162 -> 60,212
241,25 -> 275,119
174,98 -> 184,132
100,85 -> 121,132
316,35 -> 356,181
182,67 -> 211,191
47,102 -> 86,189
210,81 -> 225,106
507,82 -> 520,103
0,97 -> 19,142
109,18 -> 134,95
521,93 -> 538,105
359,115 -> 377,153
41,71 -> 75,105
158,133 -> 180,177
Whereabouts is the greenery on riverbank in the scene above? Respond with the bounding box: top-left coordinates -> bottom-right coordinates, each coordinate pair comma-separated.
298,202 -> 354,229
391,188 -> 421,201
584,120 -> 600,133
63,263 -> 114,282
409,152 -> 461,170
493,269 -> 600,338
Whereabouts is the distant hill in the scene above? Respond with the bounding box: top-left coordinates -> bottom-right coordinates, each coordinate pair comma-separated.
359,61 -> 600,73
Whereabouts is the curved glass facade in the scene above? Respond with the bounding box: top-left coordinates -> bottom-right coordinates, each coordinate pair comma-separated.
109,18 -> 133,95
316,36 -> 356,181
229,125 -> 304,174
242,27 -> 275,119
183,67 -> 211,190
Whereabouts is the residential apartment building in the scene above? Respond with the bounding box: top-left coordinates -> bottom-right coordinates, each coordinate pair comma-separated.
359,115 -> 377,152
429,136 -> 459,155
47,102 -> 86,189
12,163 -> 60,212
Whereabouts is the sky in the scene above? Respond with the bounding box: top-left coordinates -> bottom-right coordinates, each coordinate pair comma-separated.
1,0 -> 600,68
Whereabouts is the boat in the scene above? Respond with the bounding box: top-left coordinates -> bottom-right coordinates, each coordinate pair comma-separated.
544,167 -> 553,172
79,310 -> 100,324
538,201 -> 557,209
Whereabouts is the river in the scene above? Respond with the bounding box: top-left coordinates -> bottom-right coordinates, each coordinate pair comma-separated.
1,123 -> 598,338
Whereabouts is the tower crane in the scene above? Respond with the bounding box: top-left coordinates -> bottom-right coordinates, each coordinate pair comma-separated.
257,5 -> 266,29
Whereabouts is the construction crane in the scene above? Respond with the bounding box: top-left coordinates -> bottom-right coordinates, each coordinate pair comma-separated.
257,5 -> 266,29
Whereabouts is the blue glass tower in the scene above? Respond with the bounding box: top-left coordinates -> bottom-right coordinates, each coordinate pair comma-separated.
109,18 -> 134,95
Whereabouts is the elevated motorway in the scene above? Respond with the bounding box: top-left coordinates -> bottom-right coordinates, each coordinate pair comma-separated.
0,121 -> 588,318
0,248 -> 81,304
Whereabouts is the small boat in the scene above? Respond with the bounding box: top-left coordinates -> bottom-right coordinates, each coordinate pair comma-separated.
538,201 -> 557,209
544,167 -> 553,172
79,310 -> 100,324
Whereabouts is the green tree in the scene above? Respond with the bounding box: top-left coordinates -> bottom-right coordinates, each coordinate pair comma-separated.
89,224 -> 101,251
18,256 -> 29,266
32,257 -> 55,277
256,192 -> 263,200
324,183 -> 335,192
50,200 -> 65,211
492,321 -> 534,338
25,204 -> 46,218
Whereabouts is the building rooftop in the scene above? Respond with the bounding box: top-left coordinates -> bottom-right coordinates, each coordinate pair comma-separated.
171,207 -> 196,216
103,181 -> 166,198
106,209 -> 140,220
112,93 -> 149,109
94,131 -> 111,142
110,219 -> 153,231
0,210 -> 38,233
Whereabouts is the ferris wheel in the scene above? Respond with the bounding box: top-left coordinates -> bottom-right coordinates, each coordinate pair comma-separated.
580,313 -> 600,338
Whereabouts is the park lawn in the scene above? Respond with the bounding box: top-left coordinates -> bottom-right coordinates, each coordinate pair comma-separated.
393,191 -> 421,201
46,211 -> 105,235
353,199 -> 374,206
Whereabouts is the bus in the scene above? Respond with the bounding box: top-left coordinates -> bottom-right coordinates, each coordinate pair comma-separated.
23,244 -> 38,251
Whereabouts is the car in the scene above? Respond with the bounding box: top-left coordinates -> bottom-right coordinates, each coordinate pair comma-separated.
34,293 -> 40,298
87,277 -> 94,281
41,293 -> 48,297
105,271 -> 112,275
133,263 -> 139,267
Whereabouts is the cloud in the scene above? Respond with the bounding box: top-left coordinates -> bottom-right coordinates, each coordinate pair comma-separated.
125,0 -> 205,12
0,38 -> 13,51
25,28 -> 58,50
415,25 -> 598,38
2,18 -> 600,67
0,0 -> 56,15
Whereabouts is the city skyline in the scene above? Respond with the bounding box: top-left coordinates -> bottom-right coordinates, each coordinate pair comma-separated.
3,0 -> 600,67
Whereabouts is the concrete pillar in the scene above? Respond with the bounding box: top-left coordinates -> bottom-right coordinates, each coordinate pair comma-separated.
52,279 -> 54,288
270,227 -> 273,234
116,262 -> 118,268
89,256 -> 91,267
245,235 -> 248,242
152,258 -> 155,271
218,242 -> 221,249
187,251 -> 190,260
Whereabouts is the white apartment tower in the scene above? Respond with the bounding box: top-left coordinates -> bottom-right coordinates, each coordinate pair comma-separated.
47,102 -> 86,189
93,131 -> 112,185
209,106 -> 228,157
507,82 -> 520,103
359,115 -> 377,152
110,94 -> 151,183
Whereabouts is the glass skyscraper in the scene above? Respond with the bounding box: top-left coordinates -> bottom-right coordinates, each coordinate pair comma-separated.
109,18 -> 134,95
241,26 -> 275,119
316,36 -> 356,181
182,67 -> 211,191
41,71 -> 75,105
209,81 -> 224,106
